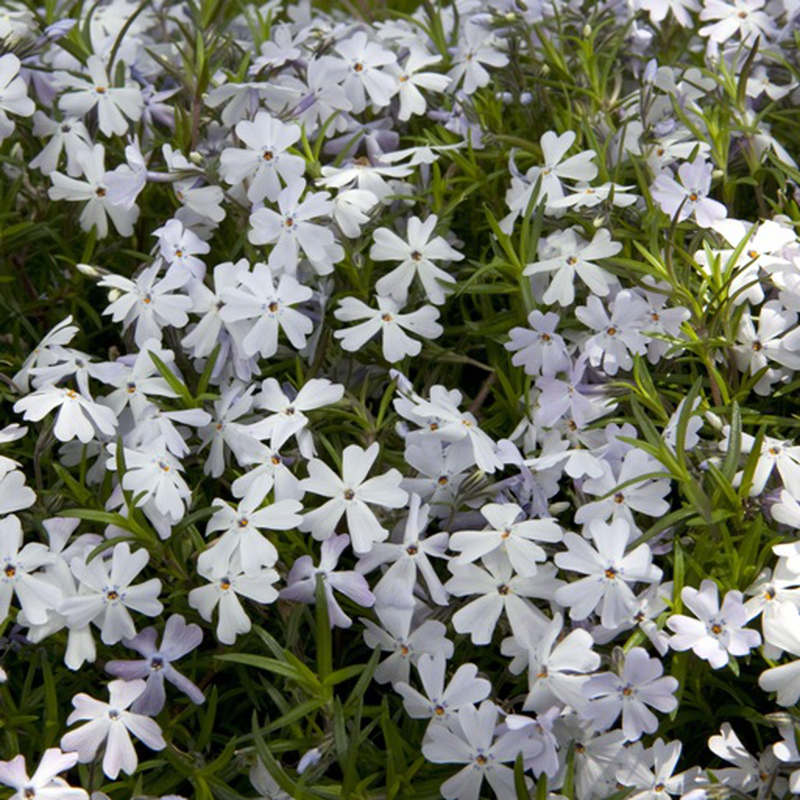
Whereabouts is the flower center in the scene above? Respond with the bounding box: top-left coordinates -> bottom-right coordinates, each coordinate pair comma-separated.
238,517 -> 249,528
606,326 -> 617,336
406,544 -> 419,555
434,704 -> 446,715
381,313 -> 393,322
268,301 -> 279,313
4,565 -> 16,578
613,492 -> 625,504
497,584 -> 510,595
108,708 -> 120,720
96,187 -> 107,197
220,577 -> 232,590
604,566 -> 618,580
343,489 -> 355,500
106,590 -> 119,601
711,623 -> 723,635
263,150 -> 274,161
151,656 -> 164,671
411,250 -> 423,262
437,475 -> 449,485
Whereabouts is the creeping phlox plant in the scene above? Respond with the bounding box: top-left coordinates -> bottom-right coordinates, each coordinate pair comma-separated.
6,0 -> 800,798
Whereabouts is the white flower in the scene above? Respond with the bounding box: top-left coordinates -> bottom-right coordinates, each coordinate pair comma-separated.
100,263 -> 192,347
280,534 -> 375,629
503,612 -> 600,713
13,315 -> 79,393
0,514 -> 60,626
14,385 -> 117,444
199,495 -> 302,577
153,218 -> 210,285
0,748 -> 87,800
332,31 -> 397,113
59,542 -> 162,645
450,502 -> 562,577
447,22 -> 509,95
57,55 -> 143,137
576,291 -> 650,376
667,579 -> 761,669
371,215 -> 463,305
249,377 -> 344,457
726,430 -> 800,498
636,0 -> 700,26
102,340 -> 178,420
501,132 -> 597,230
505,310 -> 570,377
219,261 -> 313,358
300,442 -> 408,554
699,0 -> 776,43
182,260 -> 252,363
110,441 -> 191,523
198,383 -> 263,479
396,650 -> 491,729
708,723 -> 783,795
616,739 -> 700,800
219,111 -> 305,203
650,157 -> 727,228
524,228 -> 620,307
189,551 -> 279,645
361,605 -> 453,686
422,700 -> 536,800
446,550 -> 555,645
30,112 -> 93,176
49,144 -> 140,239
356,493 -> 449,607
334,296 -> 443,363
249,179 -> 343,275
398,384 -> 503,473
574,449 -> 671,532
554,519 -> 662,629
60,679 -> 166,779
583,647 -> 678,741
758,601 -> 800,705
389,47 -> 449,120
0,54 -> 35,143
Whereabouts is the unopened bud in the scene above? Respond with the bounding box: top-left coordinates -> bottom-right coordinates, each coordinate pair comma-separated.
107,288 -> 122,303
582,23 -> 592,38
712,168 -> 724,179
76,263 -> 102,278
189,151 -> 204,166
548,501 -> 570,515
520,91 -> 533,105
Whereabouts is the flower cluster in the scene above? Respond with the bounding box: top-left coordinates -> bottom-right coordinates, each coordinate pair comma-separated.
3,0 -> 800,798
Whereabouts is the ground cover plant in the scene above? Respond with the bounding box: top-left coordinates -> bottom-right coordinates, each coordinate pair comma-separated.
3,0 -> 800,797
